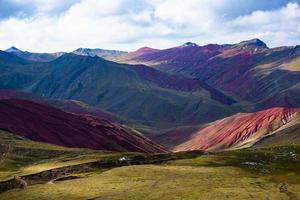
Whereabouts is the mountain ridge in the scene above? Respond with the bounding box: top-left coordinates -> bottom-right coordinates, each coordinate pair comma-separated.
155,107 -> 300,152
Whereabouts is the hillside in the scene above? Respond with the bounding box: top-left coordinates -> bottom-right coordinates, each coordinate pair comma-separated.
0,99 -> 166,153
0,130 -> 299,199
155,107 -> 300,152
127,39 -> 300,109
0,52 -> 237,132
0,130 -> 127,181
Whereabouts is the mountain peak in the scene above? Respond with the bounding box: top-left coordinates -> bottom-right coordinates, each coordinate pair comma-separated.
6,46 -> 21,52
237,38 -> 268,48
136,47 -> 158,51
182,42 -> 199,47
128,47 -> 159,57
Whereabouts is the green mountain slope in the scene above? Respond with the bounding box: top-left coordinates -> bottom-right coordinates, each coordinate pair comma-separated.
0,52 -> 237,133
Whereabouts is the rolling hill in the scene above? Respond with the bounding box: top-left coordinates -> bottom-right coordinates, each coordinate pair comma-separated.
0,98 -> 167,153
0,128 -> 299,199
155,107 -> 300,152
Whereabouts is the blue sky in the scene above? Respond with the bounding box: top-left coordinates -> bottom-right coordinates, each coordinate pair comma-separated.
1,0 -> 300,52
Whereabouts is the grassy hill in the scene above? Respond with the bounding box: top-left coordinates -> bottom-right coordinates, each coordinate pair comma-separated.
0,130 -> 299,199
0,130 -> 135,181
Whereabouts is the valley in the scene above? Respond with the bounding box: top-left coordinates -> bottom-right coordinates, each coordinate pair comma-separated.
0,130 -> 299,199
0,38 -> 299,199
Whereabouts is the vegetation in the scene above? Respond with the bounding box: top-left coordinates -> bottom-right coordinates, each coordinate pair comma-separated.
0,130 -> 137,181
0,51 -> 237,133
0,130 -> 299,199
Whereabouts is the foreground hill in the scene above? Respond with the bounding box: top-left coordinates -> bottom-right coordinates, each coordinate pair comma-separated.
0,99 -> 166,153
155,107 -> 300,151
0,130 -> 126,181
0,130 -> 299,199
127,39 -> 300,109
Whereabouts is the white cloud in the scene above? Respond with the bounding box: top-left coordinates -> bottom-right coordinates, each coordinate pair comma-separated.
228,2 -> 300,46
0,0 -> 300,52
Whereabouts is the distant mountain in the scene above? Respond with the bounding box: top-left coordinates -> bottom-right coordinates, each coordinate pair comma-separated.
0,98 -> 167,153
126,39 -> 300,110
0,52 -> 237,132
5,46 -> 19,52
127,47 -> 160,58
234,38 -> 268,48
0,50 -> 29,67
72,48 -> 127,58
181,42 -> 199,47
5,46 -> 65,62
155,107 -> 300,151
2,39 -> 300,135
4,47 -> 127,62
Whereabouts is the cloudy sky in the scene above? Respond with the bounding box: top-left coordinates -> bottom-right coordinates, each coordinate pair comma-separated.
1,0 -> 300,52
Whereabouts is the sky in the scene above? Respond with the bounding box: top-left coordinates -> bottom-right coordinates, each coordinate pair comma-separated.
1,0 -> 300,52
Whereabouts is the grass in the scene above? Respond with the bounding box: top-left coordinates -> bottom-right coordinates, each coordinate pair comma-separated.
0,130 -> 138,181
1,159 -> 298,200
0,130 -> 300,199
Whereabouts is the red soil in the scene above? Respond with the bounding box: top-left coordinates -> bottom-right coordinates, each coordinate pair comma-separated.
0,99 -> 167,153
173,107 -> 300,151
128,47 -> 160,58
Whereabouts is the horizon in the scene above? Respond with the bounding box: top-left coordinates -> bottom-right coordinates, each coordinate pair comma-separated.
1,0 -> 300,52
3,38 -> 299,54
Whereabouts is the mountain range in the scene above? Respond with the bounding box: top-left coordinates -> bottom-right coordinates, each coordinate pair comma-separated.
5,46 -> 127,62
0,50 -> 237,133
0,38 -> 300,152
125,39 -> 300,110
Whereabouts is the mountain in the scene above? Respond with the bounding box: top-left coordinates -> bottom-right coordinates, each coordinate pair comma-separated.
126,39 -> 300,110
5,46 -> 65,62
2,39 -> 299,135
4,47 -> 127,62
5,46 -> 19,53
0,50 -> 29,65
127,47 -> 160,58
72,48 -> 127,59
0,52 -> 237,132
155,107 -> 300,152
182,42 -> 199,47
253,113 -> 300,148
0,98 -> 167,153
0,89 -> 117,122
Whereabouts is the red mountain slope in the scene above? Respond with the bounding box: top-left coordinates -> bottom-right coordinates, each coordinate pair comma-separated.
129,43 -> 225,64
160,107 -> 300,152
127,47 -> 160,58
127,39 -> 300,109
0,89 -> 117,122
0,99 -> 167,153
